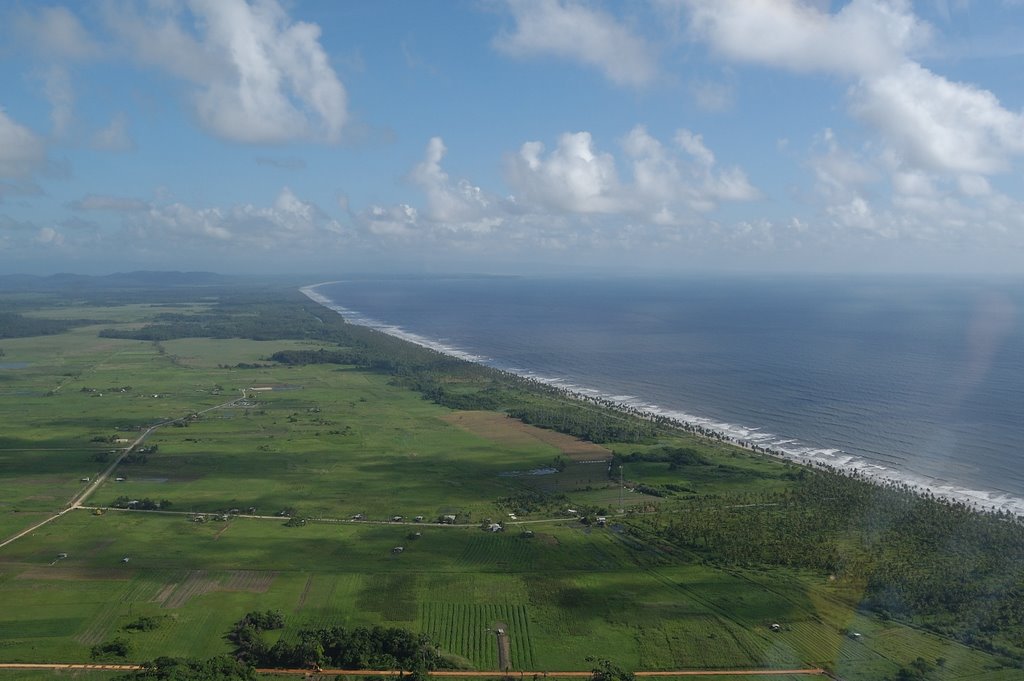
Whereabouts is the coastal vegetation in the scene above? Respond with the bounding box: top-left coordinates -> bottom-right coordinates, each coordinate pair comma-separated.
0,274 -> 1022,681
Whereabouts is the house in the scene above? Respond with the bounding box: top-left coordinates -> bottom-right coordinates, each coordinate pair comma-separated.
115,477 -> 125,482
508,514 -> 518,520
80,477 -> 90,482
442,514 -> 457,524
392,546 -> 404,553
488,523 -> 503,532
596,516 -> 607,526
391,515 -> 403,522
770,623 -> 781,632
351,513 -> 365,520
567,508 -> 578,515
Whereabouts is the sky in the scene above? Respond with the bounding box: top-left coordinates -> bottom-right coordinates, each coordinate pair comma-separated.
2,0 -> 1024,276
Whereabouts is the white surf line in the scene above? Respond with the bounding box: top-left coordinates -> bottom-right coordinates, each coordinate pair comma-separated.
301,282 -> 1024,519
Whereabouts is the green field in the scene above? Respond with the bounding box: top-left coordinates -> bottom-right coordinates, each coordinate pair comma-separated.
1,286 -> 1022,681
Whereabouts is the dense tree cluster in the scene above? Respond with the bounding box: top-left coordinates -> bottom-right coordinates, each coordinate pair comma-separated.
116,656 -> 255,681
111,496 -> 169,510
230,611 -> 445,671
635,469 -> 1024,658
0,312 -> 96,339
91,637 -> 131,660
507,405 -> 656,444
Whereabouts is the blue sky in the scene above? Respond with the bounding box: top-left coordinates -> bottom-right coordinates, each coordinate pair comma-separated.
2,0 -> 1024,275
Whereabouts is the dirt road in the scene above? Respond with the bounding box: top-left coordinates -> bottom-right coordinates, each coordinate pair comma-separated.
0,396 -> 244,551
0,663 -> 828,676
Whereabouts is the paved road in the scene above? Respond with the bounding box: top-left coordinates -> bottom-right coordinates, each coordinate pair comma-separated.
0,663 -> 828,677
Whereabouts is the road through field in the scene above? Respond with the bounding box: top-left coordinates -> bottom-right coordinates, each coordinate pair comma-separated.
0,663 -> 828,677
0,395 -> 245,551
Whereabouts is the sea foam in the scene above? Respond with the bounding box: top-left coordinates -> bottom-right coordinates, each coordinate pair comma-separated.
302,282 -> 1024,518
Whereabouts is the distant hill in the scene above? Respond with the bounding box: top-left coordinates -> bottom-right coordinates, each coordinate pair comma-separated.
0,271 -> 230,291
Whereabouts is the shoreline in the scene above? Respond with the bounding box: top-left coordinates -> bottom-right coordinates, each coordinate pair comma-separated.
301,282 -> 1024,518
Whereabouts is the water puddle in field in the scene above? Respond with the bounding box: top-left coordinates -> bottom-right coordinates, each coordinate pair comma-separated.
0,362 -> 30,369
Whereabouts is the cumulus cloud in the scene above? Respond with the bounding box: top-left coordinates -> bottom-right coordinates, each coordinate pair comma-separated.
679,0 -> 1024,178
506,127 -> 757,223
85,187 -> 350,254
108,0 -> 347,144
409,137 -> 504,233
494,0 -> 657,86
683,0 -> 931,76
506,131 -> 624,214
851,62 -> 1024,174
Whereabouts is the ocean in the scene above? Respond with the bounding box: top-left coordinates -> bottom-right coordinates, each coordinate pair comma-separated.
304,275 -> 1024,515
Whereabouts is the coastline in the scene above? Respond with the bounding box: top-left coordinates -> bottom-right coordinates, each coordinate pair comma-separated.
301,282 -> 1024,518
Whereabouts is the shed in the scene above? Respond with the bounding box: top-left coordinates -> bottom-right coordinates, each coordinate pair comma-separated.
392,546 -> 404,553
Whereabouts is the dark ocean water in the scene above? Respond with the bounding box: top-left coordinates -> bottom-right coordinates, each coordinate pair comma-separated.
305,276 -> 1024,514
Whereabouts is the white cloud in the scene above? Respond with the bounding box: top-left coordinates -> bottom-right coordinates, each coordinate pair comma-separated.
680,0 -> 1024,178
505,127 -> 757,223
91,113 -> 135,152
118,188 -> 347,251
362,204 -> 419,237
35,226 -> 65,246
43,66 -> 74,138
683,0 -> 930,76
506,131 -> 624,214
0,109 -> 47,179
108,0 -> 348,144
494,0 -> 657,86
410,137 -> 496,227
14,6 -> 102,60
850,62 -> 1024,174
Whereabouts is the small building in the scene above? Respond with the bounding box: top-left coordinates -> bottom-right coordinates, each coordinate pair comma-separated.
442,514 -> 457,524
521,530 -> 534,538
488,523 -> 503,532
567,508 -> 578,515
414,515 -> 424,522
392,546 -> 404,553
57,552 -> 68,559
596,516 -> 607,526
508,514 -> 518,520
351,513 -> 365,520
115,477 -> 125,482
121,556 -> 130,563
770,623 -> 781,632
391,515 -> 403,522
80,477 -> 90,482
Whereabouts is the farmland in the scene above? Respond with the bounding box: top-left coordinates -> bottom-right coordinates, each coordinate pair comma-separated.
1,280 -> 1022,681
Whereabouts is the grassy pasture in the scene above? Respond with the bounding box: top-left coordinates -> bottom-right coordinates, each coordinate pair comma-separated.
1,293 -> 1020,681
